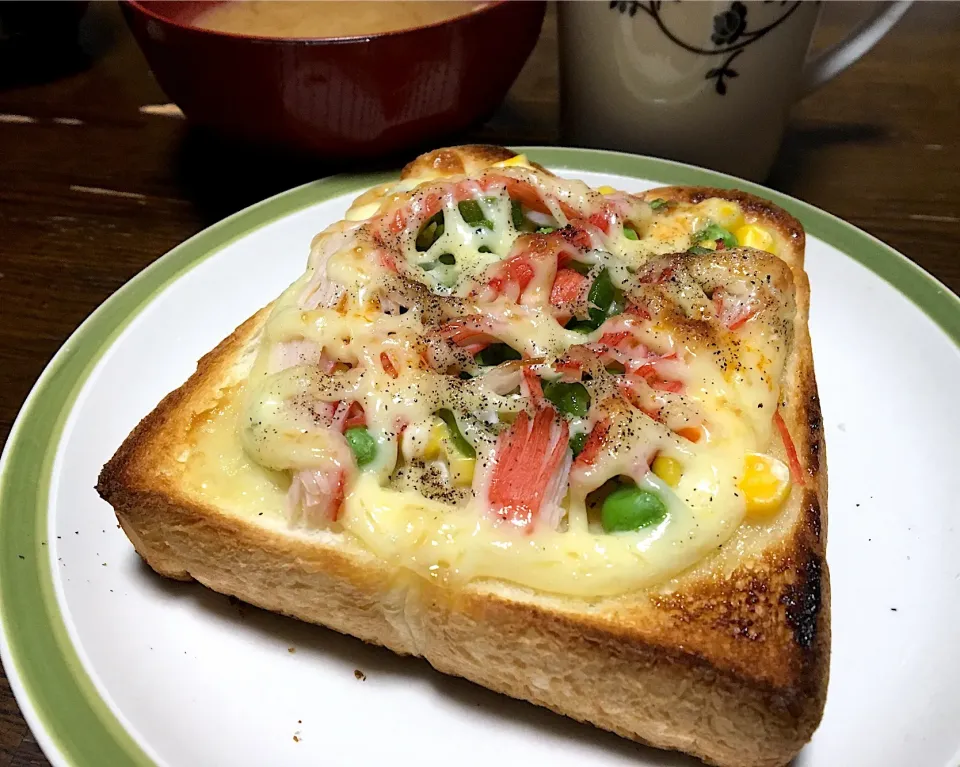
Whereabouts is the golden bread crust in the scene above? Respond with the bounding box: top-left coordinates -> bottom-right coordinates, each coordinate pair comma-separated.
400,144 -> 553,181
97,151 -> 828,767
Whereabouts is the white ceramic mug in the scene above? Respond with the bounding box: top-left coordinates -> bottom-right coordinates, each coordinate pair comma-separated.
559,1 -> 911,180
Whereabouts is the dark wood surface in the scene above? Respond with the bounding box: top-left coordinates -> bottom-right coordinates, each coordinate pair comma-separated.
1,2 -> 958,764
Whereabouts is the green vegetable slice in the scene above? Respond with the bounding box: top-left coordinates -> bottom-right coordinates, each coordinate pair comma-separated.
474,344 -> 522,366
585,268 -> 625,328
649,198 -> 668,211
566,260 -> 592,275
601,485 -> 668,532
416,212 -> 444,251
693,222 -> 737,248
511,199 -> 524,228
345,427 -> 377,467
458,199 -> 493,229
561,267 -> 627,333
438,409 -> 475,457
543,381 -> 591,418
589,268 -> 615,312
569,431 -> 588,456
623,227 -> 639,240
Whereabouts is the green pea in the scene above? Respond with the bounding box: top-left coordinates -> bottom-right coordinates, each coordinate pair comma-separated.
601,485 -> 668,532
474,343 -> 522,367
536,226 -> 556,234
345,427 -> 377,467
416,212 -> 444,251
458,199 -> 493,229
438,253 -> 456,265
693,222 -> 737,248
438,409 -> 475,457
543,381 -> 591,418
569,431 -> 588,456
649,198 -> 668,211
623,227 -> 639,240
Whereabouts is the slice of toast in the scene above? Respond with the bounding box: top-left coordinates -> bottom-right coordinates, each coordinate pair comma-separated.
98,146 -> 828,767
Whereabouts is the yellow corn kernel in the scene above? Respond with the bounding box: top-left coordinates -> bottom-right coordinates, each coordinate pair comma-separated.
652,455 -> 682,487
735,224 -> 776,254
597,185 -> 616,195
711,201 -> 743,229
738,453 -> 791,516
695,238 -> 718,250
494,153 -> 531,168
423,420 -> 447,460
448,453 -> 476,486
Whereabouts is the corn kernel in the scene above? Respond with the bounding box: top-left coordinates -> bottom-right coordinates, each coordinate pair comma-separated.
448,453 -> 476,486
494,153 -> 531,168
738,453 -> 791,516
597,185 -> 616,195
695,238 -> 718,250
423,420 -> 447,460
711,201 -> 743,229
735,224 -> 776,254
652,455 -> 682,487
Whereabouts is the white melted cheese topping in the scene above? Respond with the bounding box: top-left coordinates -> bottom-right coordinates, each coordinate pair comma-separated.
183,160 -> 796,598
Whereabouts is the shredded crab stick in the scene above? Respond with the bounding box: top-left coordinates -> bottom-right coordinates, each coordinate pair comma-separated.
438,316 -> 503,356
713,286 -> 759,330
550,267 -> 590,323
288,459 -> 347,526
285,400 -> 355,524
774,410 -> 805,486
520,366 -> 546,407
587,323 -> 686,394
572,417 -> 611,469
475,225 -> 601,303
476,407 -> 571,531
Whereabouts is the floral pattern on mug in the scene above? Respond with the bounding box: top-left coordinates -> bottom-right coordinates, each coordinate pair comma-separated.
609,0 -> 803,95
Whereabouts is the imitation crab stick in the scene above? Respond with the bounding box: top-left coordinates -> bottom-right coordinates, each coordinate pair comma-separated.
481,408 -> 571,531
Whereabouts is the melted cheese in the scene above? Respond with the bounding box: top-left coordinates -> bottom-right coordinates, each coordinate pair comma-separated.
184,160 -> 797,598
182,385 -> 290,515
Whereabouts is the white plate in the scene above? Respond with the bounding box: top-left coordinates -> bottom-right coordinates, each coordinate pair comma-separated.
2,148 -> 959,767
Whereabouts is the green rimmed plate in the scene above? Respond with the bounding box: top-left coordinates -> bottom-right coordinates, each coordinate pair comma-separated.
2,148 -> 958,767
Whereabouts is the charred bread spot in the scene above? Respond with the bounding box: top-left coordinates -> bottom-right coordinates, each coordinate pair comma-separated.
646,553 -> 815,689
801,489 -> 823,547
780,552 -> 822,652
804,387 -> 824,478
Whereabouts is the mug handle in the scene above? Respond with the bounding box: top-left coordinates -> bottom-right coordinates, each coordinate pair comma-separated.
801,1 -> 912,95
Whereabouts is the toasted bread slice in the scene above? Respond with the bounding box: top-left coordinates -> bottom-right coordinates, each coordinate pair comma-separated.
97,147 -> 828,767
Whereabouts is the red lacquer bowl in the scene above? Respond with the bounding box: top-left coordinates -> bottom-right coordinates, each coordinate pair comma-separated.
123,1 -> 546,159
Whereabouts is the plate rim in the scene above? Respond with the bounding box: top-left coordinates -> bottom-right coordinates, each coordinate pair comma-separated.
1,147 -> 957,767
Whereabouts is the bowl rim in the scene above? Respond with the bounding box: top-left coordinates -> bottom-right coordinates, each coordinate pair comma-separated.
124,0 -> 519,44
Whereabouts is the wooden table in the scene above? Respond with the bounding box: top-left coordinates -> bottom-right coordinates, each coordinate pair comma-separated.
1,2 -> 958,764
